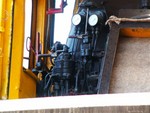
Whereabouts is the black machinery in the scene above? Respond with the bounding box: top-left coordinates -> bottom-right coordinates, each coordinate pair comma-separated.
34,1 -> 109,97
33,0 -> 150,97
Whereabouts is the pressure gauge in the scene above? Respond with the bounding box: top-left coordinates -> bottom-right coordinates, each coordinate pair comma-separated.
88,14 -> 99,26
72,14 -> 82,26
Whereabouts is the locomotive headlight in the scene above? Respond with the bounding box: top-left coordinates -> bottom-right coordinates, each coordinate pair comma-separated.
88,14 -> 99,26
72,14 -> 82,26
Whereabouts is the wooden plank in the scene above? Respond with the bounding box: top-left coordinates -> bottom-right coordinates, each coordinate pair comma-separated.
0,93 -> 150,112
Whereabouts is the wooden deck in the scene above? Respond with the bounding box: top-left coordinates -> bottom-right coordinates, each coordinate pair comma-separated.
0,92 -> 150,113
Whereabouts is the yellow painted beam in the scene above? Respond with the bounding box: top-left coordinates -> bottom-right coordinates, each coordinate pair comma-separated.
0,0 -> 4,99
9,0 -> 25,99
36,0 -> 46,54
19,70 -> 37,98
0,26 -> 4,32
9,0 -> 38,99
1,0 -> 13,99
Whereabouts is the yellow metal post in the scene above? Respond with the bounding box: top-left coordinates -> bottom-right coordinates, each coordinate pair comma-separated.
0,0 -> 14,100
0,0 -> 4,98
1,0 -> 13,99
9,0 -> 38,99
9,0 -> 25,99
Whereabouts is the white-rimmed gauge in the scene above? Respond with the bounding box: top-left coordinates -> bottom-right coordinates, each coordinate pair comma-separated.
72,14 -> 82,26
88,14 -> 99,26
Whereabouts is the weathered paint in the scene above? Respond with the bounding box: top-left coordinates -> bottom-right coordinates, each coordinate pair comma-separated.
0,0 -> 13,99
8,0 -> 25,99
1,0 -> 13,99
0,0 -> 4,98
